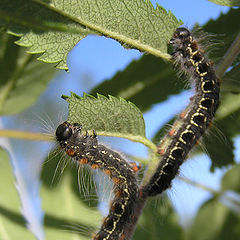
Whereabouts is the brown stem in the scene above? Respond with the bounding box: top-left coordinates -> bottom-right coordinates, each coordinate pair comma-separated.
216,31 -> 240,78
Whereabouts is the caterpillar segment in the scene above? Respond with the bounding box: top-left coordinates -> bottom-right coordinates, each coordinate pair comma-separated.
55,121 -> 139,240
142,28 -> 220,196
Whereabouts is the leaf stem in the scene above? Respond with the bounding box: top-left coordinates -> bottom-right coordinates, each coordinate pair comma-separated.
216,31 -> 240,78
97,131 -> 158,154
0,129 -> 53,141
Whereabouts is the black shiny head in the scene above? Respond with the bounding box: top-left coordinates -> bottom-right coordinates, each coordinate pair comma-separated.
55,122 -> 73,142
170,27 -> 191,46
175,28 -> 190,39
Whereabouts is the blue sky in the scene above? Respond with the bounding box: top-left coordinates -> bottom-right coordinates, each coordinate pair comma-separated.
1,0 -> 232,239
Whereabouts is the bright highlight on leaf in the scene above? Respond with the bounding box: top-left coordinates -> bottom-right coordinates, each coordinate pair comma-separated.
0,0 -> 182,70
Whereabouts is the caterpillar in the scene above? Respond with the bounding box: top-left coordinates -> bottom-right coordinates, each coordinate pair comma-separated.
142,27 -> 220,196
55,121 -> 139,240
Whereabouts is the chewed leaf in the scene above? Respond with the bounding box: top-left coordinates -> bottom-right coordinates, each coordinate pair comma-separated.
0,0 -> 182,70
63,92 -> 146,138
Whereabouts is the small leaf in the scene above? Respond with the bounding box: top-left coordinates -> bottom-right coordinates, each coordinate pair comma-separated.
0,0 -> 182,69
221,163 -> 240,192
0,31 -> 56,115
189,198 -> 240,240
63,92 -> 146,138
207,0 -> 240,7
0,147 -> 34,239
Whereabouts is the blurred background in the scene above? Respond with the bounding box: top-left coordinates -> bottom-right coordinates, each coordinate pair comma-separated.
0,0 -> 239,240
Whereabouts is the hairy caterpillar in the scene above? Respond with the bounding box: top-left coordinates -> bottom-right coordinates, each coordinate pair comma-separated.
142,27 -> 220,196
55,121 -> 139,240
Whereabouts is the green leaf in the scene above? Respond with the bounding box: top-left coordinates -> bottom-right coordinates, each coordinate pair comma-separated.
189,198 -> 240,240
64,92 -> 145,135
221,163 -> 240,192
133,196 -> 183,240
0,31 -> 56,115
0,0 -> 89,70
0,147 -> 35,239
91,54 -> 184,112
0,0 -> 182,70
207,0 -> 240,7
63,93 -> 158,151
41,151 -> 102,240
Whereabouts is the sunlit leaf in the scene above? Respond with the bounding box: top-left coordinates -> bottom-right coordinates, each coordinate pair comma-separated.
0,0 -> 182,69
63,92 -> 146,139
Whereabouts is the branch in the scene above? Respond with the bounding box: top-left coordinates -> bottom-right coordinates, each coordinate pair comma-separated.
216,31 -> 240,78
0,129 -> 53,141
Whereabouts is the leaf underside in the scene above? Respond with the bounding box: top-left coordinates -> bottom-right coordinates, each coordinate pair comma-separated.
0,0 -> 182,69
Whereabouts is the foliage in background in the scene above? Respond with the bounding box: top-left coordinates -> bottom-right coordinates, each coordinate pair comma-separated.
0,1 -> 240,240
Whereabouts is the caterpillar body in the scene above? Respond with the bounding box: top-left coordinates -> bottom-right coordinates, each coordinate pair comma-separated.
55,121 -> 139,240
142,27 -> 220,196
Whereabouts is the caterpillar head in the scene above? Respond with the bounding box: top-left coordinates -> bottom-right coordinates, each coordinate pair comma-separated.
170,27 -> 191,50
56,121 -> 98,157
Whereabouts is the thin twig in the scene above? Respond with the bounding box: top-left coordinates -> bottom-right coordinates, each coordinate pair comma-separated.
0,129 -> 53,141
